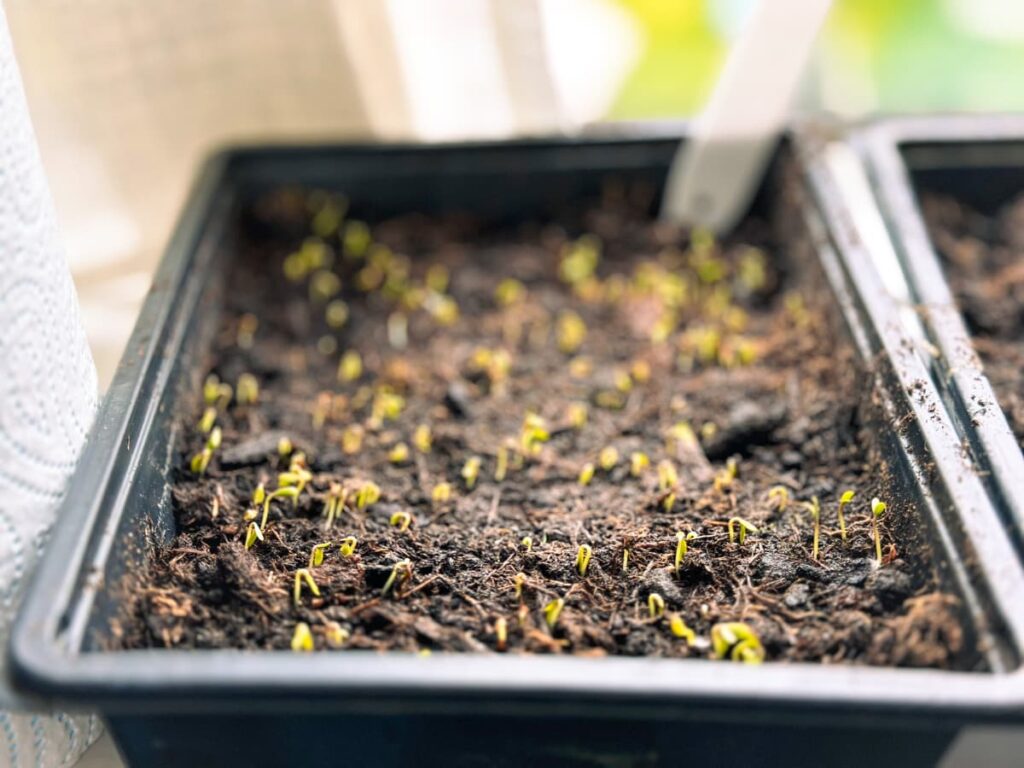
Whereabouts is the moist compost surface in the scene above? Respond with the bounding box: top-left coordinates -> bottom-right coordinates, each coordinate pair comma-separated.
924,193 -> 1024,445
114,186 -> 969,668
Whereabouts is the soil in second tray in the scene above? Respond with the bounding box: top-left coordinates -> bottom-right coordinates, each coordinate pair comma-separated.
113,183 -> 973,669
923,192 -> 1024,446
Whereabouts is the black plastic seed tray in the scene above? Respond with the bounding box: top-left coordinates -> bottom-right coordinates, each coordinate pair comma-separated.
8,128 -> 1024,767
855,115 -> 1024,553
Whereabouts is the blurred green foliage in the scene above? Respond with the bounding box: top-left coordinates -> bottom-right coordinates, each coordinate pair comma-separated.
609,0 -> 1024,118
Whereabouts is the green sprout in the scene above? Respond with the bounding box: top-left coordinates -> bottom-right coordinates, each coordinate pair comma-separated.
838,489 -> 855,544
577,462 -> 595,487
556,310 -> 587,354
520,413 -> 550,457
630,452 -> 650,477
258,485 -> 300,535
559,236 -> 599,285
355,480 -> 381,510
462,457 -> 482,489
293,568 -> 321,606
190,426 -> 222,475
324,621 -> 350,649
521,536 -> 533,553
382,559 -> 412,596
657,460 -> 679,491
338,350 -> 363,383
543,598 -> 565,629
236,373 -> 259,405
339,536 -> 358,557
244,521 -> 263,550
342,425 -> 364,454
389,442 -> 410,464
413,424 -> 432,453
277,436 -> 294,457
513,572 -> 526,599
668,614 -> 696,645
390,511 -> 413,532
495,444 -> 509,482
711,622 -> 765,664
309,542 -> 332,568
431,482 -> 452,504
495,277 -> 525,307
326,299 -> 349,329
323,483 -> 348,528
713,457 -> 739,493
614,369 -> 633,394
343,220 -> 371,259
495,617 -> 508,652
310,270 -> 342,304
622,547 -> 630,573
198,406 -> 217,434
291,622 -> 314,652
648,592 -> 665,619
576,544 -> 593,577
871,497 -> 887,564
768,485 -> 789,511
566,401 -> 588,429
599,446 -> 619,471
804,496 -> 821,560
727,517 -> 758,546
675,531 -> 697,572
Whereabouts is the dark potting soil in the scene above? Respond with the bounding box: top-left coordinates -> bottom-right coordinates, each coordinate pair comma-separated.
112,185 -> 971,669
923,193 -> 1024,446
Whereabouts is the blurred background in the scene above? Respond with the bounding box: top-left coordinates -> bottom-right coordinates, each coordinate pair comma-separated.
6,0 -> 1024,389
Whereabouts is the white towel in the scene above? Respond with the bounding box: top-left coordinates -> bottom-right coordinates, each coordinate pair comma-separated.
0,2 -> 101,765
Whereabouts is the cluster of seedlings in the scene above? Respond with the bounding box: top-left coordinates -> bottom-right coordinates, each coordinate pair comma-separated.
118,184 -> 968,669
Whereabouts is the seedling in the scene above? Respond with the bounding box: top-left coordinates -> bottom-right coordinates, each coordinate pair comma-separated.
631,359 -> 652,383
871,497 -> 887,564
559,236 -> 599,285
462,457 -> 482,489
804,496 -> 821,560
576,544 -> 593,577
568,356 -> 592,379
322,483 -> 348,528
244,521 -> 263,550
236,373 -> 259,405
648,592 -> 665,619
382,559 -> 412,596
674,531 -> 697,572
599,446 -> 619,471
543,597 -> 565,629
371,389 -> 405,424
630,452 -> 650,477
342,425 -> 364,454
614,369 -> 633,394
198,406 -> 217,434
513,572 -> 526,599
663,492 -> 677,513
727,517 -> 758,546
768,485 -> 789,512
657,460 -> 678,491
277,436 -> 293,457
668,614 -> 696,645
355,480 -> 381,510
343,220 -> 371,259
521,536 -> 533,553
309,542 -> 332,568
390,511 -> 412,532
713,457 -> 739,493
291,622 -> 314,652
190,426 -> 222,475
431,482 -> 452,504
566,401 -> 588,429
495,277 -> 525,306
577,462 -> 595,487
495,444 -> 507,481
711,622 -> 765,664
326,299 -> 349,329
665,421 -> 698,454
556,310 -> 587,354
260,485 -> 300,532
520,413 -> 550,456
413,424 -> 432,453
389,442 -> 410,464
253,481 -> 266,506
338,350 -> 362,382
324,621 -> 350,649
339,536 -> 358,557
426,263 -> 450,293
622,547 -> 630,573
837,489 -> 855,544
293,568 -> 321,606
495,617 -> 508,651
